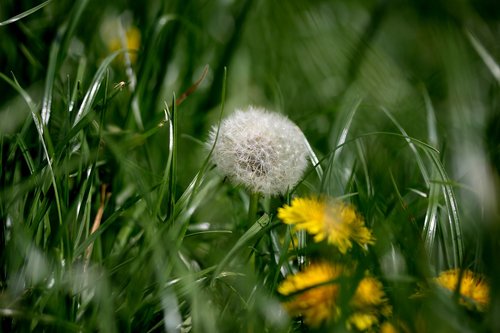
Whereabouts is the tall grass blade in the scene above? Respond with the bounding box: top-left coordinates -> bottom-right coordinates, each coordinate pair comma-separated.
73,50 -> 125,127
167,95 -> 177,219
381,107 -> 430,185
212,214 -> 271,284
380,106 -> 463,267
0,0 -> 52,26
427,150 -> 464,267
465,30 -> 500,84
322,96 -> 362,194
40,33 -> 59,126
0,73 -> 63,228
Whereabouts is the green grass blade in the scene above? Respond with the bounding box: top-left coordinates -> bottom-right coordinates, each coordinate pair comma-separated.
421,88 -> 442,262
322,96 -> 362,194
0,0 -> 52,26
0,73 -> 63,228
422,171 -> 441,261
73,194 -> 142,258
40,33 -> 59,126
0,307 -> 82,331
194,67 -> 227,187
331,97 -> 362,161
427,150 -> 464,267
211,214 -> 271,285
380,107 -> 430,185
304,135 -> 323,180
73,50 -> 125,127
154,105 -> 174,217
15,135 -> 36,175
377,107 -> 463,267
465,30 -> 500,84
422,86 -> 439,147
355,140 -> 372,197
167,95 -> 177,218
68,57 -> 87,113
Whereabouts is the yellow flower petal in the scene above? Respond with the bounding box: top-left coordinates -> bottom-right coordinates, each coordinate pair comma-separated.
278,262 -> 343,327
435,269 -> 489,311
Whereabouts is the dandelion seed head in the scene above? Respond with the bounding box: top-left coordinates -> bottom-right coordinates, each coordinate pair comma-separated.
208,106 -> 308,195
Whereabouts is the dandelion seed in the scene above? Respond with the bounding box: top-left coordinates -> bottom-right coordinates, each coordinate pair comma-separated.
277,196 -> 375,253
434,269 -> 489,311
208,106 -> 308,196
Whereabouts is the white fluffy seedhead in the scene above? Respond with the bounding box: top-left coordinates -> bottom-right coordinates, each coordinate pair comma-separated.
208,106 -> 309,196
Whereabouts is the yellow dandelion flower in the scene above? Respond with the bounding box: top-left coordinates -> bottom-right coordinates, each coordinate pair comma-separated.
279,264 -> 393,330
278,262 -> 343,327
435,269 -> 489,311
277,197 -> 375,253
352,277 -> 390,308
347,276 -> 392,331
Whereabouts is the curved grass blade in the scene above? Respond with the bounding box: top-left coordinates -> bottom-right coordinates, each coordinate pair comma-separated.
427,150 -> 464,267
380,107 -> 463,267
322,96 -> 362,194
421,89 -> 442,262
381,107 -> 430,185
422,171 -> 440,260
346,132 -> 439,153
73,50 -> 125,127
0,0 -> 52,26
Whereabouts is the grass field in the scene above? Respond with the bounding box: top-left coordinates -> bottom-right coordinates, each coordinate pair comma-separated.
1,0 -> 499,332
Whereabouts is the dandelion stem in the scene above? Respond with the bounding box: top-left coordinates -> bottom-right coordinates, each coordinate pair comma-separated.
248,192 -> 260,225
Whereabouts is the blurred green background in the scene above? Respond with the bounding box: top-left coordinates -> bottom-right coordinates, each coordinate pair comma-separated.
1,0 -> 499,332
